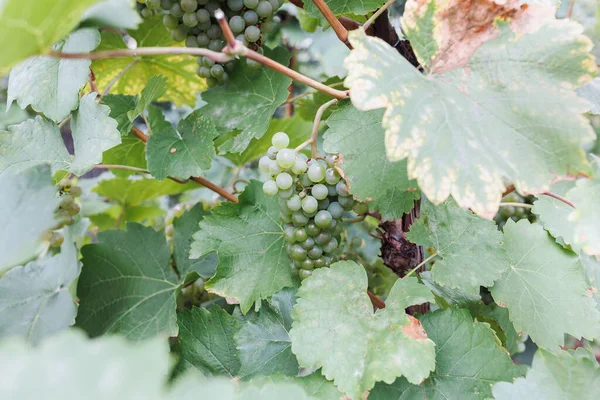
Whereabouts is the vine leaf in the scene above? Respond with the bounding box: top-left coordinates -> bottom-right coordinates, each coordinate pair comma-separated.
103,94 -> 137,135
199,48 -> 292,154
467,303 -> 522,356
177,306 -> 241,377
490,220 -> 600,350
566,159 -> 600,256
419,271 -> 481,308
7,28 -> 101,122
92,16 -> 205,106
406,199 -> 509,295
70,93 -> 121,175
0,0 -> 100,70
81,0 -> 142,30
370,307 -> 522,400
127,75 -> 167,122
0,167 -> 59,274
248,371 -> 342,400
236,288 -> 299,378
0,227 -> 79,344
323,102 -> 419,219
93,176 -> 197,206
303,0 -> 386,19
289,261 -> 436,399
101,132 -> 147,176
76,223 -> 180,339
146,106 -> 218,180
493,348 -> 600,399
577,77 -> 600,115
191,181 -> 294,314
344,18 -> 596,218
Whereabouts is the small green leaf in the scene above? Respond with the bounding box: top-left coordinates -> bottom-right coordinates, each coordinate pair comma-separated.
236,288 -> 299,378
0,167 -> 59,274
127,75 -> 167,121
146,106 -> 218,180
492,348 -> 600,399
93,177 -> 197,206
191,181 -> 294,314
370,307 -> 522,400
323,102 -> 419,219
177,306 -> 241,377
81,0 -> 142,30
490,220 -> 600,350
303,0 -> 385,19
101,132 -> 147,176
102,94 -> 137,135
290,261 -> 436,399
406,199 -> 509,294
199,48 -> 292,154
77,223 -> 179,339
7,28 -> 101,122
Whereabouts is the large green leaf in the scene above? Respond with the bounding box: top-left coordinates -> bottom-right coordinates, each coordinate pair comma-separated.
191,181 -> 294,314
199,48 -> 292,154
77,223 -> 180,339
0,230 -> 79,344
177,306 -> 241,377
248,372 -> 341,399
406,199 -> 509,294
0,0 -> 100,70
344,20 -> 596,218
236,288 -> 299,378
578,77 -> 600,114
92,17 -> 205,106
323,103 -> 419,219
290,261 -> 436,399
490,220 -> 600,350
567,166 -> 600,256
370,307 -> 522,400
0,167 -> 59,274
146,106 -> 218,180
7,29 -> 101,122
93,176 -> 197,206
532,181 -> 579,251
492,348 -> 600,399
81,0 -> 142,30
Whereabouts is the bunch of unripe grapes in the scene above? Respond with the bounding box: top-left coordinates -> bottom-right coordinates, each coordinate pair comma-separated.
44,181 -> 83,247
494,193 -> 535,230
260,132 -> 368,280
148,0 -> 281,86
136,0 -> 164,18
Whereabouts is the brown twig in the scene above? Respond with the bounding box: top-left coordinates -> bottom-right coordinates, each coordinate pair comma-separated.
215,9 -> 236,47
542,191 -> 576,208
48,47 -> 233,63
295,98 -> 338,157
567,0 -> 575,18
283,82 -> 346,105
311,0 -> 351,48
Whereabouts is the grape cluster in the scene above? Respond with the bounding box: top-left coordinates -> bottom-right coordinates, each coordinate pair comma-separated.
261,132 -> 368,280
136,0 -> 165,18
154,0 -> 281,86
494,193 -> 535,230
43,180 -> 83,247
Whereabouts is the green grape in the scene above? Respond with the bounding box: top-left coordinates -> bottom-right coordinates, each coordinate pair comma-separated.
208,39 -> 224,52
303,209 -> 317,218
197,33 -> 210,46
350,237 -> 364,248
327,185 -> 337,197
263,180 -> 278,196
306,222 -> 320,237
66,204 -> 80,216
256,0 -> 272,17
338,195 -> 354,211
302,237 -> 315,250
244,25 -> 261,42
276,172 -> 293,190
284,226 -> 296,243
210,64 -> 225,78
314,257 -> 326,268
163,14 -> 180,29
287,195 -> 302,212
243,0 -> 259,8
183,12 -> 199,26
229,15 -> 245,33
268,0 -> 279,11
59,194 -> 74,209
259,155 -> 272,173
311,184 -> 328,200
140,6 -> 154,18
206,77 -> 219,87
323,237 -> 339,253
298,269 -> 312,280
161,0 -> 173,8
332,223 -> 343,237
181,0 -> 198,12
279,198 -> 291,213
292,210 -> 309,226
272,131 -> 289,150
261,21 -> 273,33
307,164 -> 325,182
203,57 -> 215,67
171,25 -> 188,42
170,3 -> 184,17
205,1 -> 219,13
191,26 -> 201,35
276,148 -> 295,169
301,196 -> 318,213
299,173 -> 311,187
267,145 -> 278,160
207,24 -> 222,39
280,212 -> 292,224
325,168 -> 340,185
49,231 -> 64,247
197,0 -> 209,4
147,0 -> 161,9
197,20 -> 211,31
70,186 -> 83,197
246,57 -> 261,70
315,231 -> 332,246
243,10 -> 258,25
269,162 -> 282,176
336,180 -> 349,196
197,66 -> 211,78
227,0 -> 244,11
294,228 -> 308,242
353,201 -> 368,215
186,36 -> 199,47
290,244 -> 307,261
318,198 -> 330,211
278,187 -> 294,199
327,202 -> 343,219
292,159 -> 308,174
314,210 -> 333,229
308,246 -> 323,260
301,259 -> 314,270
196,8 -> 210,23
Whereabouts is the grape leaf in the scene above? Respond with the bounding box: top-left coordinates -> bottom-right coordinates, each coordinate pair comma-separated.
190,181 -> 294,314
323,102 -> 419,219
370,307 -> 522,400
532,181 -> 579,251
81,0 -> 142,30
492,348 -> 600,399
296,77 -> 344,122
101,132 -> 147,176
146,106 -> 218,180
7,28 -> 101,122
93,177 -> 197,206
248,371 -> 342,400
490,220 -> 600,350
289,261 -> 436,399
0,102 -> 28,130
344,20 -> 596,218
92,17 -> 205,106
467,303 -> 522,356
76,223 -> 179,339
419,271 -> 481,308
566,167 -> 600,256
0,0 -> 100,70
70,93 -> 121,175
0,167 -> 59,274
406,199 -> 509,294
303,0 -> 385,19
0,229 -> 79,344
177,306 -> 241,377
236,288 -> 299,378
199,48 -> 292,154
0,116 -> 71,176
578,77 -> 600,114
102,94 -> 137,135
127,75 -> 167,121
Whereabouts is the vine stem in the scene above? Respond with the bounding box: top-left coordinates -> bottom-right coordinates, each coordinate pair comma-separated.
363,0 -> 396,31
311,0 -> 351,49
295,98 -> 338,157
93,164 -> 188,184
283,82 -> 345,104
542,191 -> 576,208
498,202 -> 533,209
102,59 -> 139,96
402,252 -> 438,280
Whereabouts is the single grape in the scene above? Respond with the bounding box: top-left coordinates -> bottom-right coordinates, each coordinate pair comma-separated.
284,226 -> 296,243
243,0 -> 259,8
299,173 -> 311,187
308,246 -> 323,259
303,209 -> 317,218
287,195 -> 302,212
243,10 -> 258,25
198,20 -> 211,31
290,245 -> 307,261
263,180 -> 278,196
229,15 -> 245,33
246,57 -> 261,70
280,212 -> 292,224
325,154 -> 336,167
302,237 -> 315,250
306,222 -> 320,237
327,184 -> 337,197
317,198 -> 330,211
276,172 -> 293,190
66,204 -> 81,216
227,0 -> 244,11
323,237 -> 339,253
205,1 -> 219,13
336,180 -> 349,196
314,257 -> 326,268
48,231 -> 64,247
183,12 -> 199,26
353,201 -> 368,215
332,223 -> 343,237
244,25 -> 261,42
196,33 -> 210,46
261,21 -> 273,33
278,187 -> 294,199
307,164 -> 326,182
268,0 -> 279,11
206,77 -> 219,87
196,8 -> 210,23
276,148 -> 295,169
59,195 -> 75,209
171,25 -> 188,42
208,39 -> 224,52
302,196 -> 318,213
259,156 -> 272,173
69,186 -> 82,197
314,210 -> 333,229
298,269 -> 312,280
256,0 -> 272,17
185,35 -> 199,47
161,0 -> 173,8
301,259 -> 314,270
170,3 -> 184,17
315,231 -> 332,246
197,66 -> 211,78
325,168 -> 341,185
292,210 -> 309,226
269,161 -> 282,176
207,24 -> 222,39
338,195 -> 354,211
140,6 -> 154,18
350,237 -> 364,248
294,228 -> 308,242
292,159 -> 308,174
311,184 -> 328,200
181,0 -> 198,12
163,14 -> 180,29
272,131 -> 290,149
210,64 -> 225,78
267,145 -> 278,160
